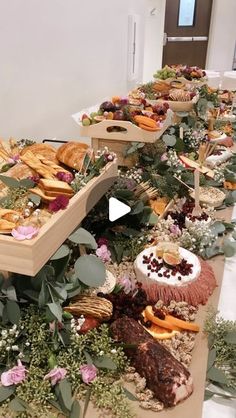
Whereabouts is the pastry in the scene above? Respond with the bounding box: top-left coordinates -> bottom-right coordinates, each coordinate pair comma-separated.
21,143 -> 58,163
56,142 -> 94,171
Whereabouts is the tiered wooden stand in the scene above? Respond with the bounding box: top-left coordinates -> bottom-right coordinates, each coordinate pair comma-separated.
0,160 -> 117,276
73,109 -> 173,167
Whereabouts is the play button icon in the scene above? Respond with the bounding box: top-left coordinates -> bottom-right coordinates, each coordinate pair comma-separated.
109,197 -> 131,222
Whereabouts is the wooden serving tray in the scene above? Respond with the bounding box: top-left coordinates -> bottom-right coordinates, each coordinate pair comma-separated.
73,109 -> 173,143
0,160 -> 117,276
148,94 -> 199,112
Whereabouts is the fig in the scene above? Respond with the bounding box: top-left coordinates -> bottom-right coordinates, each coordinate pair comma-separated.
113,110 -> 124,120
100,101 -> 116,112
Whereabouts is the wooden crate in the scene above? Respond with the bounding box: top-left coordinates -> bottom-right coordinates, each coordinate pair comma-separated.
0,160 -> 117,276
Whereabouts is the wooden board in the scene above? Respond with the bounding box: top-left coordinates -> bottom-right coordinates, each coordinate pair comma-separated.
0,160 -> 117,276
74,109 -> 173,143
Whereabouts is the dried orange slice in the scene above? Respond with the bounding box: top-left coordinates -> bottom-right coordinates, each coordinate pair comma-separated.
163,252 -> 181,266
143,323 -> 178,340
144,306 -> 181,331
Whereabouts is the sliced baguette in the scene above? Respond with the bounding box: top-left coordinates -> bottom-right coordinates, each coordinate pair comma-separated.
38,179 -> 73,194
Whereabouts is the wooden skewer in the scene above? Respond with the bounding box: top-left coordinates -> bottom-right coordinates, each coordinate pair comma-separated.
173,175 -> 193,191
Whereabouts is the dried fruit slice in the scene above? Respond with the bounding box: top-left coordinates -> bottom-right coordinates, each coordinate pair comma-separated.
165,315 -> 200,332
144,306 -> 181,331
163,252 -> 181,266
143,323 -> 178,340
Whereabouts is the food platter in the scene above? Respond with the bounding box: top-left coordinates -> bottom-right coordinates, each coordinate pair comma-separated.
147,94 -> 199,112
0,159 -> 117,276
72,109 -> 173,143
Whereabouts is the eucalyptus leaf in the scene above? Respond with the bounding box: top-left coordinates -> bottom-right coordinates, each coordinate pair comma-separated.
70,399 -> 81,418
23,289 -> 40,303
224,330 -> 236,344
131,201 -> 144,215
19,178 -> 35,188
203,245 -> 223,259
222,239 -> 236,257
0,300 -> 4,317
74,255 -> 106,288
114,189 -> 134,201
207,348 -> 216,371
83,387 -> 91,418
6,300 -> 21,325
38,280 -> 48,308
0,385 -> 15,402
9,397 -> 29,412
47,302 -> 62,322
6,285 -> 17,301
83,350 -> 93,365
232,230 -> 236,240
210,221 -> 226,236
162,134 -> 176,147
93,355 -> 117,370
69,227 -> 97,249
50,245 -> 70,261
207,366 -> 228,385
58,379 -> 73,412
28,193 -> 41,206
123,387 -> 137,401
204,390 -> 214,401
0,174 -> 19,188
0,273 -> 4,289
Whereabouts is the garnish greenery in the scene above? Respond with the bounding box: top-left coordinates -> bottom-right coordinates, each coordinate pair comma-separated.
204,310 -> 236,400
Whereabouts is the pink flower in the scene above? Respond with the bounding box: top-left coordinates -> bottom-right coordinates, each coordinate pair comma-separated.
44,367 -> 67,386
80,364 -> 97,384
97,237 -> 108,247
169,224 -> 181,236
161,153 -> 168,161
48,195 -> 70,212
56,171 -> 74,184
11,225 -> 39,241
96,244 -> 111,262
1,360 -> 27,386
118,276 -> 134,294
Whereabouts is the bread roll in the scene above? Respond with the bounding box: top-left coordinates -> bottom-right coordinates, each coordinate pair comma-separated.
21,143 -> 58,163
56,142 -> 94,171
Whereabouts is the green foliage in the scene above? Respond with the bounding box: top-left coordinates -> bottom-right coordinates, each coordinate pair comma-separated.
204,311 -> 236,400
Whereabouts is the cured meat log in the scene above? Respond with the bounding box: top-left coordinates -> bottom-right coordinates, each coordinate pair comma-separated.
110,317 -> 193,407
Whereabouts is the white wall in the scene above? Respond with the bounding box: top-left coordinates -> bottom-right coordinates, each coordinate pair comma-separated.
142,0 -> 166,83
206,0 -> 236,71
0,0 -> 146,140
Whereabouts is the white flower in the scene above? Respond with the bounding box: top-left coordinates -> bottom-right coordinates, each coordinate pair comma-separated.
99,351 -> 104,356
6,347 -> 11,352
12,345 -> 19,351
111,349 -> 117,354
25,342 -> 30,347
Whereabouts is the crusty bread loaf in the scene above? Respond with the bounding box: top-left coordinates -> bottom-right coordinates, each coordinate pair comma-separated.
21,143 -> 58,164
56,142 -> 94,171
38,178 -> 73,194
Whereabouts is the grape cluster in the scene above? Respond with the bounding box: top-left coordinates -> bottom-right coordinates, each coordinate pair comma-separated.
153,65 -> 176,80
